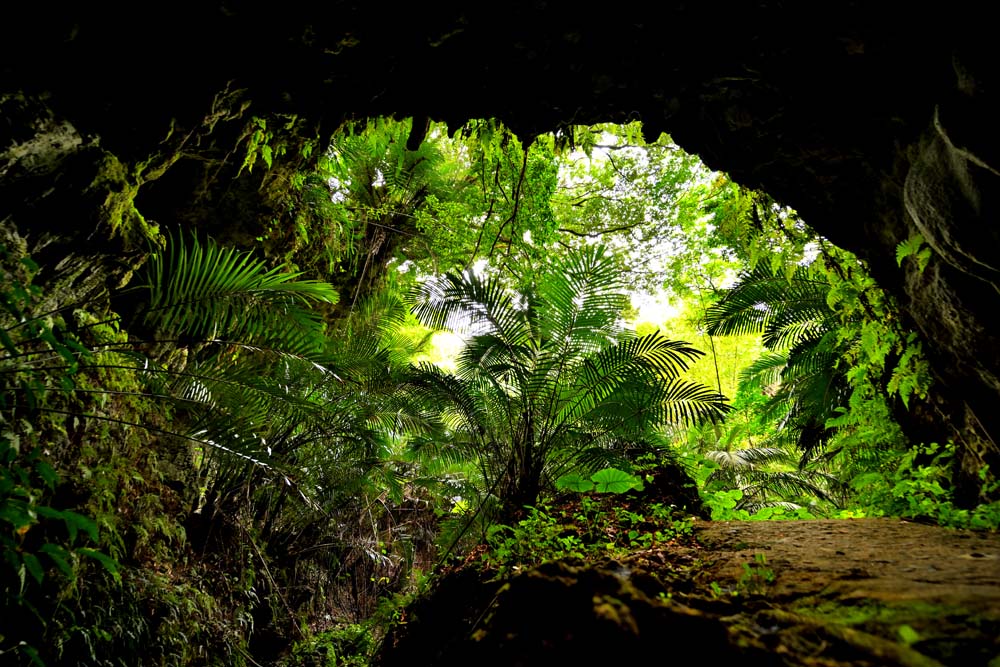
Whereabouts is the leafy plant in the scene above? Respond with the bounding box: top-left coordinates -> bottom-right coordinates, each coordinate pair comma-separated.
1,233 -> 426,663
484,504 -> 587,578
482,495 -> 694,579
554,467 -> 644,494
895,234 -> 932,274
704,263 -> 848,457
406,244 -> 729,517
737,553 -> 776,596
0,243 -> 123,664
281,623 -> 374,667
848,443 -> 1000,530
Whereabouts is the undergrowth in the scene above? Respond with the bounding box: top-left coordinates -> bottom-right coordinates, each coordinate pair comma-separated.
481,493 -> 695,579
845,442 -> 1000,530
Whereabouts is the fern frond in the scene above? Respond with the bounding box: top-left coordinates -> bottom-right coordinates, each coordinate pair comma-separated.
704,264 -> 834,350
704,447 -> 792,468
141,232 -> 338,346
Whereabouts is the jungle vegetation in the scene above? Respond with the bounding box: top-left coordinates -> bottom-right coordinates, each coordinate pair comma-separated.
2,117 -> 997,666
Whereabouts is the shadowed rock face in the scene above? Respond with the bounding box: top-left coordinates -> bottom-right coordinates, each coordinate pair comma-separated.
401,560 -> 757,667
2,2 -> 998,498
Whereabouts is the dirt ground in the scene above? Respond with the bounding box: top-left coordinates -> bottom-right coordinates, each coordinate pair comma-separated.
688,518 -> 1000,666
694,518 -> 1000,604
379,517 -> 1000,667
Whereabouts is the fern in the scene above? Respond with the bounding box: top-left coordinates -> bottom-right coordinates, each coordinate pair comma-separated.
704,264 -> 835,350
140,232 -> 338,350
895,234 -> 932,273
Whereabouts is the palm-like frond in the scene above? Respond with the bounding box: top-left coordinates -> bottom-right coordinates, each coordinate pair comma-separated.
736,470 -> 834,505
737,351 -> 788,393
707,262 -> 857,460
140,232 -> 338,353
536,244 -> 629,350
113,234 -> 429,536
582,332 -> 706,386
703,445 -> 837,508
410,271 -> 528,344
705,447 -> 791,468
585,379 -> 729,434
404,245 -> 729,511
703,264 -> 835,350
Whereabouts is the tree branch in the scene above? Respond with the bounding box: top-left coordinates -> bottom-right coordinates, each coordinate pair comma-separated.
558,220 -> 646,238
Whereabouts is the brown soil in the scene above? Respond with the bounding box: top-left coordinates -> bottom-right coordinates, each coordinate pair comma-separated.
694,518 -> 1000,605
379,517 -> 1000,667
686,518 -> 1000,666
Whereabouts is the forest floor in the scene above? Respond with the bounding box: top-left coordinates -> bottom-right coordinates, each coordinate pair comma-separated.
379,516 -> 1000,667
681,518 -> 1000,666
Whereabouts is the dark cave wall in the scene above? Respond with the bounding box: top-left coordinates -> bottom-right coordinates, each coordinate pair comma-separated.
2,2 -> 998,499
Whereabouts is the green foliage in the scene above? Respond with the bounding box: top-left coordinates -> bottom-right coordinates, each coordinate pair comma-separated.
282,623 -> 374,667
737,553 -> 776,597
676,440 -> 824,520
703,264 -> 835,349
847,443 -> 1000,530
406,244 -> 729,515
1,243 -> 127,664
552,123 -> 731,294
2,233 -> 425,664
308,117 -> 562,307
272,117 -> 733,320
653,304 -> 763,402
140,230 -> 338,350
238,115 -> 304,175
278,570 -> 430,667
688,482 -> 817,521
588,468 -> 642,494
1,436 -> 118,617
696,189 -> 948,515
484,504 -> 587,578
0,247 -> 88,413
5,115 -> 988,666
895,234 -> 932,274
704,263 -> 849,456
554,468 -> 644,494
482,497 -> 694,579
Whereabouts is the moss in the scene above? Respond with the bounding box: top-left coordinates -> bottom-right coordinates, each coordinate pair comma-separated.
86,151 -> 161,251
788,598 -> 1000,665
134,149 -> 182,184
794,598 -> 965,627
591,594 -> 639,635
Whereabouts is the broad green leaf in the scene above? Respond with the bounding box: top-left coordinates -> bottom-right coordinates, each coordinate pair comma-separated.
554,473 -> 594,492
591,468 -> 641,494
